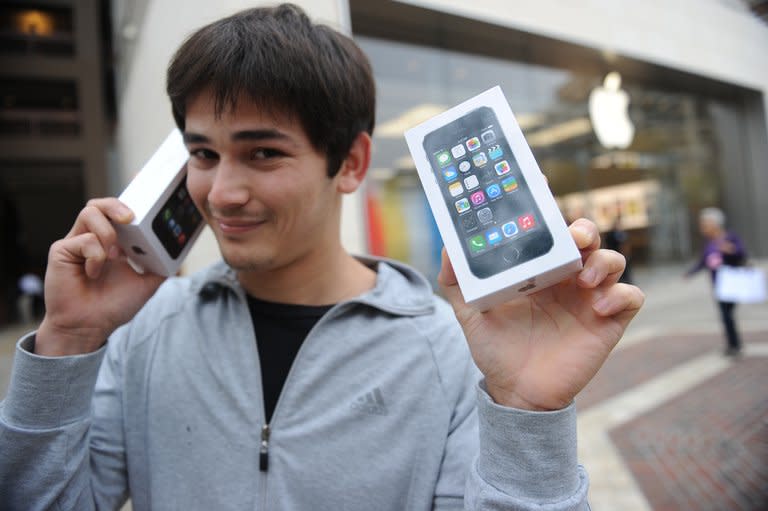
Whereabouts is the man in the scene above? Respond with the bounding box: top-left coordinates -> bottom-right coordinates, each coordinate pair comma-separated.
0,5 -> 643,510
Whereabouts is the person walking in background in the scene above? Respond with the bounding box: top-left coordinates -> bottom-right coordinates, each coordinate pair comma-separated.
686,207 -> 747,356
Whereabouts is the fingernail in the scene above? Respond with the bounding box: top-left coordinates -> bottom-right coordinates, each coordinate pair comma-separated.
580,267 -> 597,285
108,245 -> 119,259
118,205 -> 133,220
593,296 -> 611,314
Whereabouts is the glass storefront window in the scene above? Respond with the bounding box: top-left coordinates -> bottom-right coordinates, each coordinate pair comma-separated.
357,34 -> 728,284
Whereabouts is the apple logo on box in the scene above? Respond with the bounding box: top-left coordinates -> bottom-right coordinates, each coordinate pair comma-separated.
589,72 -> 635,150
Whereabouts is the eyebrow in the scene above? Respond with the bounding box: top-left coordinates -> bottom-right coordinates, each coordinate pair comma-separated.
183,129 -> 294,145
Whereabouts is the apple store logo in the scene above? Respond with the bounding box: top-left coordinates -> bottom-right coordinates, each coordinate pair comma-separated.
589,71 -> 635,150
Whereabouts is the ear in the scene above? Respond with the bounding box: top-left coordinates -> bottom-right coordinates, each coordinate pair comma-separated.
335,131 -> 371,194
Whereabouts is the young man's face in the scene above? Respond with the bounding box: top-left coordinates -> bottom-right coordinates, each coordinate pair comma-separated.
183,91 -> 343,273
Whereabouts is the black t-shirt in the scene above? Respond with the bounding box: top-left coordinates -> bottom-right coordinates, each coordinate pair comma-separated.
246,295 -> 333,423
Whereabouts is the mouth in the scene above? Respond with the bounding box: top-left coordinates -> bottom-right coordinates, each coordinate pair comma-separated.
214,216 -> 267,235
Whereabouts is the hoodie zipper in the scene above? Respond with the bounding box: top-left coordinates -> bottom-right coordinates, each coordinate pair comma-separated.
255,303 -> 349,475
257,301 -> 352,464
259,423 -> 270,472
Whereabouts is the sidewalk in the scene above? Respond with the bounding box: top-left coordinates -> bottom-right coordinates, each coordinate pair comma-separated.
1,261 -> 767,510
577,261 -> 768,510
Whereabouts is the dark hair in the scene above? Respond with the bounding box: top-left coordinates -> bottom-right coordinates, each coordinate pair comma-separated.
166,3 -> 375,177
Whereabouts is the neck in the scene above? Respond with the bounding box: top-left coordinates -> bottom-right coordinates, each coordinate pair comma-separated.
236,242 -> 377,305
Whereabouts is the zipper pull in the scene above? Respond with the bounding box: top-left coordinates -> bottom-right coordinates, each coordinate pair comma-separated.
259,424 -> 270,472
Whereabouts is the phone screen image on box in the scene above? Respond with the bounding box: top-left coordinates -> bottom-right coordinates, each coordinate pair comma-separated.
151,177 -> 202,259
423,106 -> 553,278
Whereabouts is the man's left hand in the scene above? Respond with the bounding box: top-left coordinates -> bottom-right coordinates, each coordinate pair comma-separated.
438,218 -> 645,411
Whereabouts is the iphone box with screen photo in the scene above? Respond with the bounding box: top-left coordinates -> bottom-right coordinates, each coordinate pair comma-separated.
405,86 -> 581,310
113,129 -> 204,276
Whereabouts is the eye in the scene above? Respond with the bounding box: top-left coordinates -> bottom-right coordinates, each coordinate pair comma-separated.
189,148 -> 218,161
250,147 -> 285,160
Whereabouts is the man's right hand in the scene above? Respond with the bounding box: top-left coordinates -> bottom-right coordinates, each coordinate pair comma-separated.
35,198 -> 166,357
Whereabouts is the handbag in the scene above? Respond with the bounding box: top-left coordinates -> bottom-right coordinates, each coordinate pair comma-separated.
715,265 -> 767,304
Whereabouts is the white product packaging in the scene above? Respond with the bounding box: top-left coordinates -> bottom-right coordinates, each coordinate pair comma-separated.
113,129 -> 204,276
405,86 -> 582,310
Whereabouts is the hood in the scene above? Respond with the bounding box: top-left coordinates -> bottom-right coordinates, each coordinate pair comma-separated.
187,255 -> 437,318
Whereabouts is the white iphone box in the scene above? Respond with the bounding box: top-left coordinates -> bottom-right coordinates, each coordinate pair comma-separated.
405,86 -> 582,310
113,129 -> 204,276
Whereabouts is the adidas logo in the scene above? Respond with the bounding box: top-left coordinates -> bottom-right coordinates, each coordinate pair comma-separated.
351,387 -> 388,416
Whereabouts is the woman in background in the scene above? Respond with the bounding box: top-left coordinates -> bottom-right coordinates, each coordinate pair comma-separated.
687,207 -> 747,356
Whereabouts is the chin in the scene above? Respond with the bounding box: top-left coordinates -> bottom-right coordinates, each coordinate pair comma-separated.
222,255 -> 272,273
218,245 -> 275,272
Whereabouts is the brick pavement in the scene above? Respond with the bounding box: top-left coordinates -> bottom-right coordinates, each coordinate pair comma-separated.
576,330 -> 765,411
578,328 -> 768,511
610,355 -> 767,511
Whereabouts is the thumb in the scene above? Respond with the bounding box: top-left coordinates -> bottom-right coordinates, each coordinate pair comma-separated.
437,248 -> 466,310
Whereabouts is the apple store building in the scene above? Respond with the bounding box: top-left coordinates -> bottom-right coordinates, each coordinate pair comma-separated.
5,0 -> 765,310
349,1 -> 768,283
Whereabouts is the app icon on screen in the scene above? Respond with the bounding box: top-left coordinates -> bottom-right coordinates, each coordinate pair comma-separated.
486,227 -> 502,246
451,144 -> 466,158
470,191 -> 486,206
519,214 -> 536,231
479,167 -> 495,181
458,161 -> 471,173
501,176 -> 518,192
442,166 -> 458,181
486,184 -> 502,199
448,181 -> 464,197
436,150 -> 451,167
462,214 -> 478,230
488,144 -> 503,160
495,160 -> 511,176
455,198 -> 471,213
472,152 -> 488,167
481,130 -> 496,143
464,174 -> 479,190
502,221 -> 518,237
469,235 -> 486,253
477,207 -> 493,224
466,137 -> 481,152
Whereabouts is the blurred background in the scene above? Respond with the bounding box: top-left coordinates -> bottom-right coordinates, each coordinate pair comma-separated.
0,1 -> 766,509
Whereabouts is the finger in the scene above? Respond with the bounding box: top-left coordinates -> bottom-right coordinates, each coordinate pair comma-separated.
437,247 -> 482,317
592,283 -> 645,318
577,249 -> 626,288
55,233 -> 108,280
68,205 -> 121,253
437,249 -> 486,331
569,218 -> 601,262
437,248 -> 463,306
68,198 -> 133,237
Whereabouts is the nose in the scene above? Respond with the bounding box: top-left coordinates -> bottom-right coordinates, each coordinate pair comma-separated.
208,158 -> 250,211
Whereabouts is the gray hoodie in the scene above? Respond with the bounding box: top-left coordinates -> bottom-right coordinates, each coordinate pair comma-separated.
0,258 -> 588,510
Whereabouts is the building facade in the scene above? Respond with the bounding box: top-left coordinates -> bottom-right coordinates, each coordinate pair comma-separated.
1,0 -> 766,324
112,0 -> 768,281
0,0 -> 111,324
